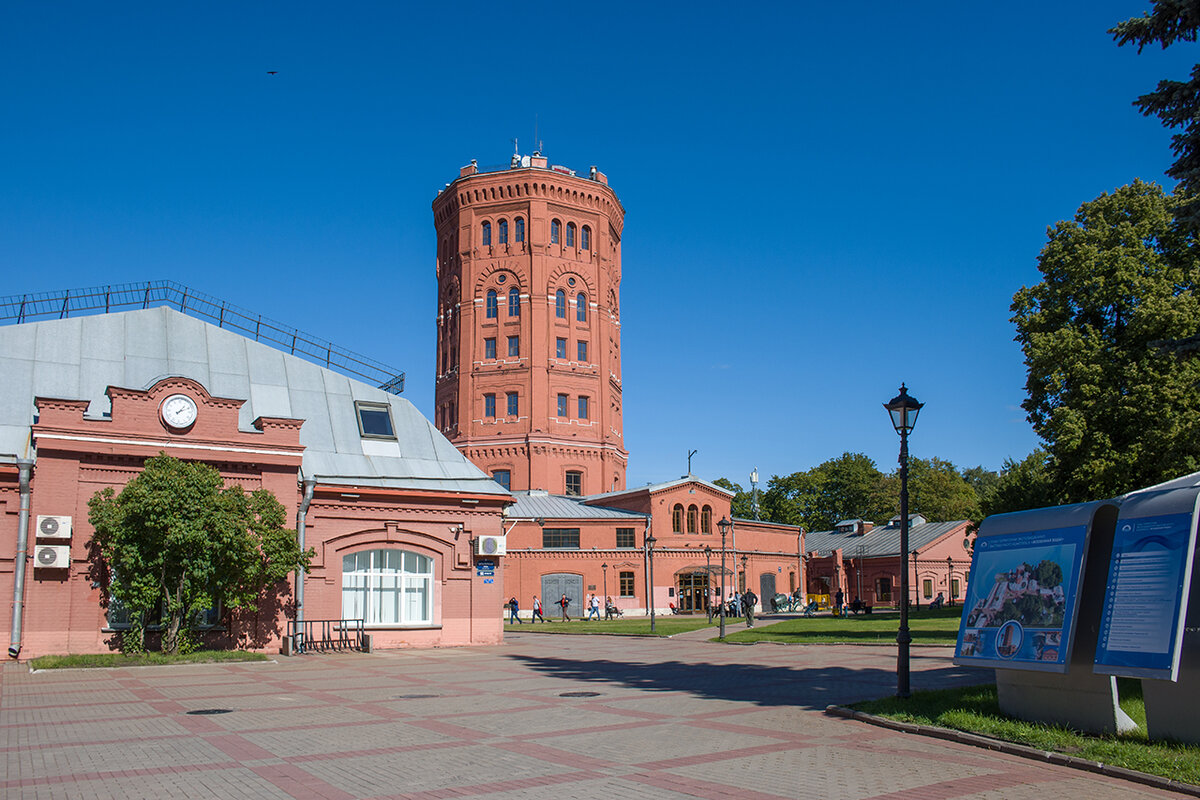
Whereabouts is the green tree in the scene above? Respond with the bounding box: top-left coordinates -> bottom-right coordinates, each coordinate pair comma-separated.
962,465 -> 1000,503
875,457 -> 982,523
760,470 -> 820,527
1012,181 -> 1200,501
88,453 -> 312,654
979,449 -> 1064,518
1112,2 -> 1200,229
712,477 -> 755,518
1035,559 -> 1064,589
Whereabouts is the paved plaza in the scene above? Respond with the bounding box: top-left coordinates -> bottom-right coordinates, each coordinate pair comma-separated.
1,630 -> 1186,799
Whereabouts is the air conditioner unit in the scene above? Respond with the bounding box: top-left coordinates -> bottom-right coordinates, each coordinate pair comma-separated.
34,545 -> 70,570
36,515 -> 72,540
475,535 -> 506,556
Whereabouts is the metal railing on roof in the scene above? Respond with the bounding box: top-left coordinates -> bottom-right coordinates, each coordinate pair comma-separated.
0,281 -> 405,395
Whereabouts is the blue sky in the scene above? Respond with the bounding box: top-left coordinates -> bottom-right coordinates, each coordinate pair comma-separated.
2,2 -> 1194,489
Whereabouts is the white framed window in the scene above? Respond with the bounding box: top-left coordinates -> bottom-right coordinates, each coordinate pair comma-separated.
342,549 -> 433,626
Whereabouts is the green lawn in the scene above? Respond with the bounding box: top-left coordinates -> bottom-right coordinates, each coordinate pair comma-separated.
851,680 -> 1200,786
722,607 -> 964,645
505,617 -> 715,637
30,650 -> 271,670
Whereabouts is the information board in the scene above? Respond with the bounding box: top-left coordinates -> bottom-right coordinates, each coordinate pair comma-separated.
1094,510 -> 1198,680
954,524 -> 1088,672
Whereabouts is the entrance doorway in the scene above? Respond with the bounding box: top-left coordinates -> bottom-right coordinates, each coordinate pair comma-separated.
676,571 -> 709,613
759,573 -> 776,603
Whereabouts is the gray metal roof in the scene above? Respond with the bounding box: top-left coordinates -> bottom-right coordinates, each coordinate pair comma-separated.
506,491 -> 648,521
804,519 -> 969,558
585,475 -> 734,505
0,307 -> 506,495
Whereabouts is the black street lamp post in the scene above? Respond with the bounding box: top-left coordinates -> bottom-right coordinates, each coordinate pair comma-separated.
645,534 -> 658,633
946,556 -> 954,607
884,383 -> 923,699
601,562 -> 609,618
703,546 -> 713,621
717,517 -> 730,639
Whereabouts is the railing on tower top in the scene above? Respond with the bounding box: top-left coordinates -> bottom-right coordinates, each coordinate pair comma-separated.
0,281 -> 404,395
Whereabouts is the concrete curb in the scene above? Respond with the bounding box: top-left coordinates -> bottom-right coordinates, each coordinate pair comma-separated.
824,704 -> 1200,798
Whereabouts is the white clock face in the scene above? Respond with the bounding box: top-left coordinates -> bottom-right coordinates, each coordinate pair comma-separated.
161,394 -> 198,429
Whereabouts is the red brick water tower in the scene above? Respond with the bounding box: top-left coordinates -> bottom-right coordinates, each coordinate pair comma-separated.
431,153 -> 627,495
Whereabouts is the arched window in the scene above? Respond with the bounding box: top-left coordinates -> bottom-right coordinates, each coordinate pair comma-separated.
481,221 -> 491,247
498,219 -> 508,244
485,290 -> 498,319
701,506 -> 712,534
515,218 -> 525,242
672,504 -> 685,533
551,219 -> 561,244
555,289 -> 566,318
576,293 -> 587,322
565,222 -> 576,247
581,226 -> 591,250
508,287 -> 520,316
687,505 -> 699,534
342,549 -> 433,626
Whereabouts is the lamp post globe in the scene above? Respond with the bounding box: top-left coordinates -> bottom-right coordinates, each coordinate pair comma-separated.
883,383 -> 923,699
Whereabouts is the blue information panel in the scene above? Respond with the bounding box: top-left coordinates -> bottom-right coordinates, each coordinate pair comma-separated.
954,525 -> 1088,672
1094,511 -> 1197,680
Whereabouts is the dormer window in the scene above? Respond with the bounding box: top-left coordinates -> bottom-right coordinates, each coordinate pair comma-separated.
355,401 -> 396,439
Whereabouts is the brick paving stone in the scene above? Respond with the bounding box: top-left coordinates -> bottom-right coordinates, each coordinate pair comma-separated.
2,634 -> 1189,799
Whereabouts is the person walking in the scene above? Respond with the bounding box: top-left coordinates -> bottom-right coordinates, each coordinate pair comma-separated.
587,593 -> 601,620
531,595 -> 546,622
558,593 -> 572,621
743,589 -> 758,627
508,597 -> 521,624
604,596 -> 615,620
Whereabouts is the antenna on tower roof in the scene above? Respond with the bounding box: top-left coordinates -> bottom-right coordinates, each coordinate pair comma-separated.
512,137 -> 518,155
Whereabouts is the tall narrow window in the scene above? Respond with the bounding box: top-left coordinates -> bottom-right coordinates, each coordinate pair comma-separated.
507,335 -> 520,357
484,393 -> 496,418
515,217 -> 525,242
506,392 -> 519,416
577,340 -> 588,362
508,287 -> 520,316
565,222 -> 576,247
701,506 -> 712,534
576,293 -> 587,322
486,290 -> 498,318
557,394 -> 568,417
481,221 -> 491,246
555,289 -> 566,318
556,337 -> 567,359
619,571 -> 635,597
484,337 -> 496,359
551,219 -> 561,244
923,578 -> 933,599
565,471 -> 583,496
672,504 -> 684,533
581,226 -> 591,250
578,396 -> 589,419
687,505 -> 698,534
492,469 -> 511,490
498,219 -> 508,244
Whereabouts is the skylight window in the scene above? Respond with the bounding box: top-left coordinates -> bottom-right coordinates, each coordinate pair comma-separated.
355,401 -> 396,439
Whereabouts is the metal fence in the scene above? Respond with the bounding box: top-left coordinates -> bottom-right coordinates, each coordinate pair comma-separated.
287,618 -> 366,654
0,281 -> 404,395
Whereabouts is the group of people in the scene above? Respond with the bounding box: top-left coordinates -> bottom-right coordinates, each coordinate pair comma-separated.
705,589 -> 759,627
507,593 -> 618,623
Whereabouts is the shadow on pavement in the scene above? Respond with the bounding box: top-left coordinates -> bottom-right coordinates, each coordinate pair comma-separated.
505,652 -> 993,710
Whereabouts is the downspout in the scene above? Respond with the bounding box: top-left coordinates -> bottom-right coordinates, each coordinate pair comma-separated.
8,459 -> 35,659
295,478 -> 316,639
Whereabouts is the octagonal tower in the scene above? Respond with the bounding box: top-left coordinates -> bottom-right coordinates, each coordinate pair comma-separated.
431,153 -> 627,495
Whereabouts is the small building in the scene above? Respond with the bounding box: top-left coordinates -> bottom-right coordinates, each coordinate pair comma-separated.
503,477 -> 804,617
1,295 -> 509,659
803,515 -> 974,608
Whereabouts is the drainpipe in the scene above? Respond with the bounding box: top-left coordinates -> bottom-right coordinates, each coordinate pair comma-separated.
8,459 -> 35,659
295,478 -> 316,636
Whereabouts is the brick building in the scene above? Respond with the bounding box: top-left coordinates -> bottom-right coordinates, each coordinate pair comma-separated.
2,298 -> 508,659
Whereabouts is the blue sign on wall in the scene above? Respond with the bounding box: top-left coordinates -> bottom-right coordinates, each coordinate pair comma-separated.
1095,511 -> 1197,680
954,525 -> 1088,672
